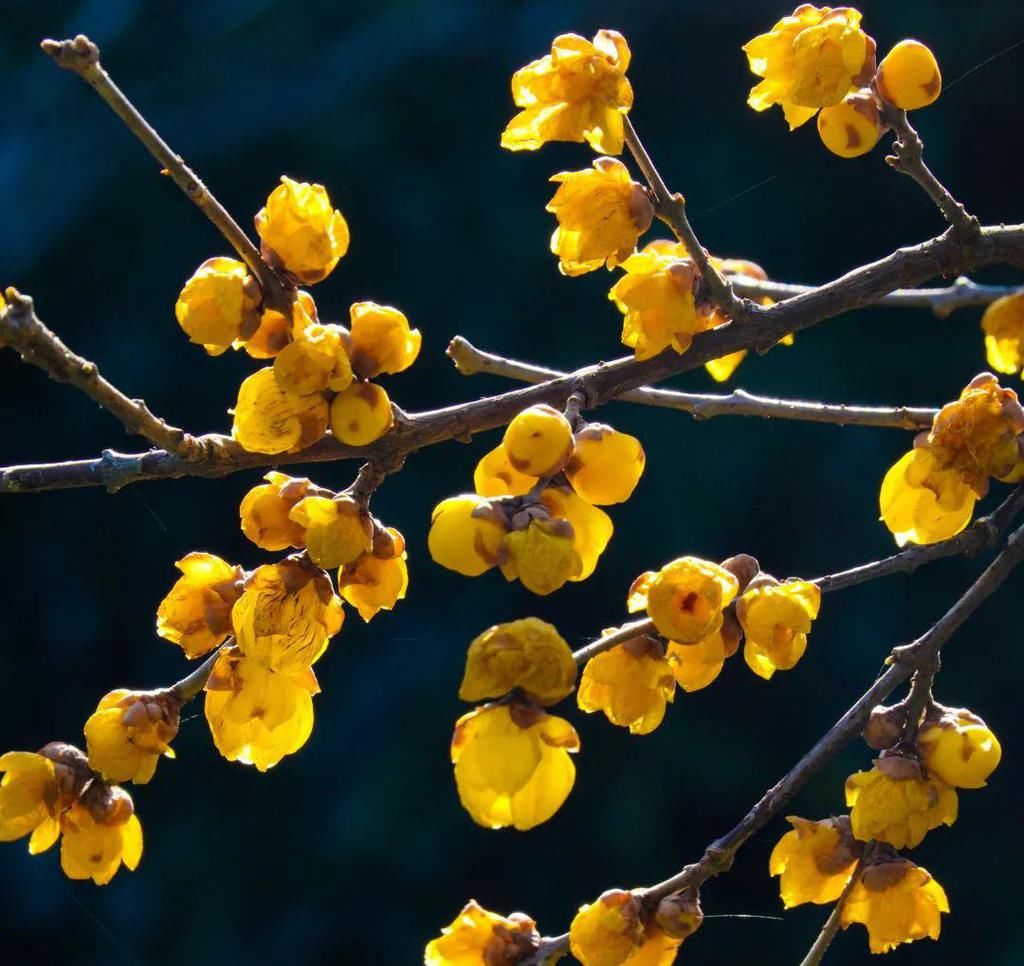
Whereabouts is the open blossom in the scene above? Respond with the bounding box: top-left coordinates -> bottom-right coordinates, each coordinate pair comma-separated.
244,289 -> 317,360
347,301 -> 421,379
840,859 -> 948,954
628,557 -> 739,643
273,322 -> 353,395
0,751 -> 65,853
60,800 -> 143,885
239,472 -> 312,551
204,646 -> 319,771
845,755 -> 958,849
232,559 -> 343,672
737,579 -> 821,680
336,529 -> 409,622
232,366 -> 330,455
566,424 -> 646,506
547,157 -> 654,275
501,30 -> 633,154
84,689 -> 181,784
429,494 -> 507,577
288,494 -> 373,570
569,889 -> 647,966
665,632 -> 729,693
255,177 -> 349,284
156,552 -> 245,658
474,444 -> 537,498
460,617 -> 577,706
539,486 -> 614,581
769,815 -> 861,908
451,703 -> 578,831
743,5 -> 874,129
609,241 -> 708,361
577,635 -> 675,735
425,900 -> 541,965
174,256 -> 261,354
499,516 -> 582,596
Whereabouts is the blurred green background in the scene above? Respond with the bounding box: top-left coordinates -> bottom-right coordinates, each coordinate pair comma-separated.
2,1 -> 1023,963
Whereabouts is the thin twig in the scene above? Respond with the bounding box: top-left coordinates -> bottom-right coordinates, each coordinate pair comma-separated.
40,35 -> 292,311
883,106 -> 979,236
729,274 -> 1013,319
623,116 -> 747,319
533,524 -> 1024,960
4,219 -> 1024,494
570,487 -> 1024,665
798,856 -> 866,966
0,289 -> 200,456
170,643 -> 227,704
448,337 -> 938,430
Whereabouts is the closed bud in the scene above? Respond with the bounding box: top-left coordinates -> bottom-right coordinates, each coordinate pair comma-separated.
655,888 -> 703,941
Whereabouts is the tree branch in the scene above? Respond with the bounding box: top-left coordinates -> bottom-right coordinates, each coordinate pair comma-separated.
40,35 -> 292,311
798,856 -> 866,966
533,523 -> 1024,961
0,289 -> 202,456
4,220 -> 1024,494
448,337 -> 938,430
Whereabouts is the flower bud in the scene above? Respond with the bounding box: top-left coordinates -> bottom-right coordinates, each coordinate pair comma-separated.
817,91 -> 883,158
328,382 -> 394,446
503,404 -> 574,477
876,40 -> 941,111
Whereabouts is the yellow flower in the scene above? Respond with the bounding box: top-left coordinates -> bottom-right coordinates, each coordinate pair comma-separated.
547,157 -> 654,275
540,485 -> 614,580
876,40 -> 941,111
232,366 -> 330,455
743,5 -> 874,129
879,446 -> 976,546
204,647 -> 319,771
628,557 -> 739,643
665,632 -> 728,693
569,889 -> 645,966
737,579 -> 821,680
609,241 -> 706,361
474,444 -> 537,497
918,707 -> 1001,789
928,373 -> 1024,489
566,424 -> 646,505
84,689 -> 180,785
337,529 -> 409,622
501,30 -> 633,154
287,494 -> 373,570
255,176 -> 349,284
156,552 -> 244,658
840,859 -> 948,954
273,323 -> 353,396
817,90 -> 884,158
328,381 -> 394,446
60,800 -> 143,885
425,899 -> 541,964
845,756 -> 958,849
0,751 -> 63,853
499,517 -> 582,596
769,816 -> 861,908
460,617 -> 577,705
578,636 -> 675,735
347,302 -> 421,379
232,558 -> 344,672
981,292 -> 1024,376
451,703 -> 578,830
429,495 -> 507,577
174,257 -> 261,354
243,289 -> 317,360
239,472 -> 311,551
503,404 -> 574,477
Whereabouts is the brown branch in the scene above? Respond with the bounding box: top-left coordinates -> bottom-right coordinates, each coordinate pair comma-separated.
4,220 -> 1024,494
569,487 -> 1024,665
798,855 -> 867,966
883,106 -> 978,237
40,35 -> 292,311
448,337 -> 938,430
0,289 -> 201,456
534,523 -> 1024,960
169,643 -> 227,704
730,274 -> 1013,319
623,116 -> 747,319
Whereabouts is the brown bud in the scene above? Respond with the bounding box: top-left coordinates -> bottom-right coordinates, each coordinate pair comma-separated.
720,554 -> 760,592
82,781 -> 135,826
862,703 -> 908,750
744,572 -> 780,593
720,610 -> 742,658
875,752 -> 923,781
860,857 -> 913,893
622,633 -> 666,661
655,888 -> 703,941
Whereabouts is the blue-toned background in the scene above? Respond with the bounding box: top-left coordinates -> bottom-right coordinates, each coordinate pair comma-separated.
2,1 -> 1023,963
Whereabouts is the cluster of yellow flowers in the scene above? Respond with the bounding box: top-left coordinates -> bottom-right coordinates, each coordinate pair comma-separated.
744,6 -> 942,158
771,700 -> 1000,953
880,373 -> 1024,545
429,404 -> 644,594
156,473 -> 407,770
498,28 -> 790,382
175,176 -> 420,455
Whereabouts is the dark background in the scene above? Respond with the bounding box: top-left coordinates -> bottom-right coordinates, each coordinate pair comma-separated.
1,1 -> 1023,963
